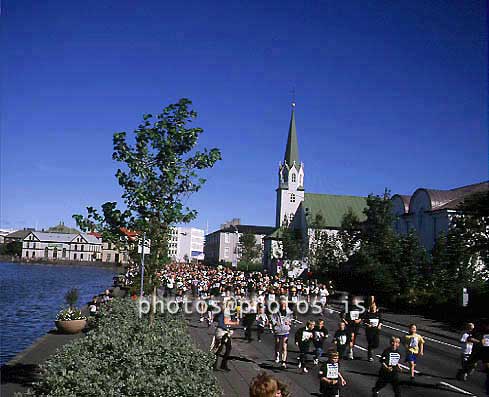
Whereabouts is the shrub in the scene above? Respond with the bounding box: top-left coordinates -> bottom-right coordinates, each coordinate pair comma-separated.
34,299 -> 221,396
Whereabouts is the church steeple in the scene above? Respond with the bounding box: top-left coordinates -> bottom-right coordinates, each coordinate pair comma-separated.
284,102 -> 300,167
276,102 -> 305,228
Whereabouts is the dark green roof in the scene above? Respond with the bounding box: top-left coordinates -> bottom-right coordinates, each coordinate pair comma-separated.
304,193 -> 367,228
264,228 -> 284,240
284,106 -> 300,166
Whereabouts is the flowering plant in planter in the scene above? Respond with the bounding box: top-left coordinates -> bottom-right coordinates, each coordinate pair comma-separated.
56,308 -> 86,321
55,288 -> 87,334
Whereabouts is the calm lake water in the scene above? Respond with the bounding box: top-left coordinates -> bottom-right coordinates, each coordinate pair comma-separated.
0,262 -> 117,365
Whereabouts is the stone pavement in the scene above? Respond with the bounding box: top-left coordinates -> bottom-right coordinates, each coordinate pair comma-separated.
0,330 -> 83,397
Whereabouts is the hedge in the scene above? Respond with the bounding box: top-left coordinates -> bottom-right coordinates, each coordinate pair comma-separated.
33,299 -> 221,396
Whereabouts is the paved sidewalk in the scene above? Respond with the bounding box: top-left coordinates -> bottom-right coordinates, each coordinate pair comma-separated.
0,330 -> 83,397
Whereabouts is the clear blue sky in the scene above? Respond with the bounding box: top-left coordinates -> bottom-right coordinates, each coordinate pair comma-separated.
1,0 -> 487,232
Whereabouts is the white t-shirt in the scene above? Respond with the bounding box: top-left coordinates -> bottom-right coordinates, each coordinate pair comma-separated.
460,332 -> 473,355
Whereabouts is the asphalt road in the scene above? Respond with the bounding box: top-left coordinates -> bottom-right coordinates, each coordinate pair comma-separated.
187,305 -> 488,397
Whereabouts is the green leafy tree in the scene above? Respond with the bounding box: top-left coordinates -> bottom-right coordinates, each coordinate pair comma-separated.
345,190 -> 402,301
306,213 -> 326,273
338,207 -> 361,260
239,233 -> 261,264
73,99 -> 221,323
281,226 -> 303,261
454,191 -> 489,269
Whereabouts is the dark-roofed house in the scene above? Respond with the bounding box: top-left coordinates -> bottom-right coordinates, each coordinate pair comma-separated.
391,181 -> 488,251
263,103 -> 368,273
204,219 -> 275,265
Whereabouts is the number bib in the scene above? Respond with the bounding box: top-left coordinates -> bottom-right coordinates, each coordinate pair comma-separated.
388,352 -> 400,366
482,334 -> 489,347
350,311 -> 359,320
338,335 -> 347,345
370,318 -> 379,327
326,363 -> 339,379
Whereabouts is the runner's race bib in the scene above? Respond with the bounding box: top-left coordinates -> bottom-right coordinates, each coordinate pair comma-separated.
350,311 -> 359,320
388,352 -> 400,366
302,331 -> 313,342
326,363 -> 339,379
482,334 -> 489,347
370,319 -> 379,327
410,337 -> 418,348
338,335 -> 347,345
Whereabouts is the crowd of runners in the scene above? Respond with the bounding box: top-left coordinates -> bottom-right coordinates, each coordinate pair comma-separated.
120,263 -> 489,397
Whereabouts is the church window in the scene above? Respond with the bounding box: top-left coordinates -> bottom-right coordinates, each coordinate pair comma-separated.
289,214 -> 294,222
290,193 -> 295,203
291,173 -> 296,182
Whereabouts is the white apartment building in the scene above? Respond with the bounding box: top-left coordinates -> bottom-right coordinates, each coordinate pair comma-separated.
169,226 -> 205,262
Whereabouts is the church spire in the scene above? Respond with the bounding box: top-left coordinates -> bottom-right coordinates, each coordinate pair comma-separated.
284,102 -> 300,167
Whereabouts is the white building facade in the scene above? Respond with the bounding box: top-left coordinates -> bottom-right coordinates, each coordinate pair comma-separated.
22,231 -> 102,261
169,226 -> 205,262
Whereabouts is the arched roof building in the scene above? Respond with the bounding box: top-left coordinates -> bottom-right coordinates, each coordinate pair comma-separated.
390,181 -> 488,251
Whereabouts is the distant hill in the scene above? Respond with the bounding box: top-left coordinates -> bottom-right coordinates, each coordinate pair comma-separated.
46,222 -> 80,234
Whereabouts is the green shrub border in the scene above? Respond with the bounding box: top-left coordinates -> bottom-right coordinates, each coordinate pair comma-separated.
33,299 -> 221,396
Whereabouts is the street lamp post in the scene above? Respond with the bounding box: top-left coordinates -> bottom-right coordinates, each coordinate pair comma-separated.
139,231 -> 146,298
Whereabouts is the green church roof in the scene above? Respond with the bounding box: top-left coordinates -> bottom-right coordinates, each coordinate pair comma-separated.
284,105 -> 300,166
304,193 -> 367,228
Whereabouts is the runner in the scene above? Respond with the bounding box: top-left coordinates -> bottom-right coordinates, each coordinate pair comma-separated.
255,305 -> 269,342
404,323 -> 425,380
456,322 -> 475,380
313,319 -> 328,365
363,301 -> 382,362
295,320 -> 315,373
341,297 -> 363,360
333,322 -> 349,360
271,300 -> 294,368
319,350 -> 346,397
459,318 -> 489,394
372,336 -> 402,397
210,301 -> 240,371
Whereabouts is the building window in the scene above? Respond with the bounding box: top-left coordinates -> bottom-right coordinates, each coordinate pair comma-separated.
26,251 -> 29,258
224,233 -> 229,243
107,253 -> 111,261
62,248 -> 66,258
224,247 -> 230,258
44,247 -> 49,258
32,251 -> 35,257
81,245 -> 84,251
290,193 -> 295,203
291,173 -> 296,182
33,242 -> 36,249
53,248 -> 58,259
81,253 -> 84,260
75,244 -> 78,251
74,253 -> 77,260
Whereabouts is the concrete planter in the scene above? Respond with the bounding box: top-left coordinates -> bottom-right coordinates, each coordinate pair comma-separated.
55,319 -> 87,334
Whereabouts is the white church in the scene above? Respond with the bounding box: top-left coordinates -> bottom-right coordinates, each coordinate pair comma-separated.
263,103 -> 367,273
